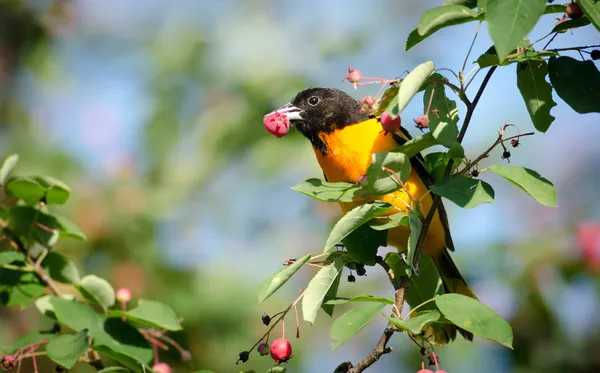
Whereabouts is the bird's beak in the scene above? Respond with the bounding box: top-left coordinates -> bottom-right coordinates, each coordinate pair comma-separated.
265,103 -> 304,121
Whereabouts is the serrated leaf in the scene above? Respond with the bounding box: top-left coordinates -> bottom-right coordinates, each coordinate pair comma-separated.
431,175 -> 495,208
329,302 -> 386,350
290,178 -> 367,203
43,252 -> 80,284
384,310 -> 442,335
257,254 -> 311,303
389,61 -> 435,117
486,164 -> 556,207
0,251 -> 25,266
516,60 -> 556,132
110,299 -> 182,331
406,8 -> 481,51
0,154 -> 18,186
324,201 -> 391,253
548,56 -> 600,114
366,151 -> 411,195
323,296 -> 394,305
486,0 -> 546,60
405,212 -> 421,276
369,212 -> 408,231
76,275 -> 115,310
341,224 -> 386,266
321,271 -> 341,317
46,329 -> 89,369
392,133 -> 438,158
578,0 -> 600,31
423,74 -> 459,148
436,293 -> 513,348
51,298 -> 153,365
302,259 -> 344,324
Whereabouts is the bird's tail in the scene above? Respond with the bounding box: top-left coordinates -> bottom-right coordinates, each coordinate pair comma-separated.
431,249 -> 477,342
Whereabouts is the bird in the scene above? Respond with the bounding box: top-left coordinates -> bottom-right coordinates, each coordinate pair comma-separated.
266,87 -> 476,344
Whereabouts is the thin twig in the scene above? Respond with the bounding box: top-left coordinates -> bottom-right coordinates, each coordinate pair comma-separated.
412,66 -> 498,268
460,21 -> 482,89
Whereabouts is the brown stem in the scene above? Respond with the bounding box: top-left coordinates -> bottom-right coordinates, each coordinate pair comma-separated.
412,66 -> 497,268
347,258 -> 410,373
2,228 -> 62,297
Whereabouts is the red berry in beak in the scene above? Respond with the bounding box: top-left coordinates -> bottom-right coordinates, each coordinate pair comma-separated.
381,112 -> 401,133
264,111 -> 290,138
270,338 -> 292,363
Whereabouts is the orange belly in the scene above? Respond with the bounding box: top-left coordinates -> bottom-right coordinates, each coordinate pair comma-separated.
313,119 -> 446,255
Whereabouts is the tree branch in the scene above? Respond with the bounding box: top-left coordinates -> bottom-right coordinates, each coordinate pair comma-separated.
348,258 -> 410,373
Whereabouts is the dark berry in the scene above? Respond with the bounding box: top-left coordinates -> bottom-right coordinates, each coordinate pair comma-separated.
502,150 -> 511,160
261,314 -> 271,326
257,342 -> 270,356
333,362 -> 354,373
347,274 -> 356,283
471,170 -> 480,178
355,264 -> 367,276
237,351 -> 250,364
591,49 -> 600,60
566,3 -> 583,19
510,138 -> 520,148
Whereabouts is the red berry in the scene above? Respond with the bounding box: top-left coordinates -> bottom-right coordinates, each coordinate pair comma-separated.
436,371 -> 448,373
257,342 -> 270,356
576,222 -> 600,272
263,111 -> 290,138
115,288 -> 132,303
566,3 -> 583,19
1,355 -> 17,370
342,66 -> 361,84
380,112 -> 401,133
416,370 -> 434,373
270,338 -> 292,363
152,362 -> 171,373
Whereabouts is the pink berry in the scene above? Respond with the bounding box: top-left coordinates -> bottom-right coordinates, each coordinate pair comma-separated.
414,114 -> 430,129
270,338 -> 292,363
257,342 -> 270,356
416,370 -> 434,373
152,362 -> 171,373
1,355 -> 17,370
263,111 -> 290,138
380,112 -> 401,133
342,66 -> 361,84
436,370 -> 448,373
115,288 -> 132,303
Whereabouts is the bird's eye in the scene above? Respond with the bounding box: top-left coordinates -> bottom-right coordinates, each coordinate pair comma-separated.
308,96 -> 320,106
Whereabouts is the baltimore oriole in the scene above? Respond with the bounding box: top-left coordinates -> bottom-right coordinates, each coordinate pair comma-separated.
267,87 -> 476,343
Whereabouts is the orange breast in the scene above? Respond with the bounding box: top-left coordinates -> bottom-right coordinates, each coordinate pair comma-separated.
313,119 -> 446,254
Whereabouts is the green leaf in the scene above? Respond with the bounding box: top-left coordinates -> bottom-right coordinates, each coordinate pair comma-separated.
267,367 -> 287,373
486,164 -> 556,207
374,85 -> 400,116
366,151 -> 411,195
321,271 -> 341,317
43,252 -> 80,284
323,296 -> 394,305
384,310 -> 442,335
486,0 -> 546,60
431,175 -> 495,208
0,251 -> 25,266
368,212 -> 408,231
548,56 -> 600,114
392,133 -> 438,158
53,215 -> 87,240
552,17 -> 591,33
76,275 -> 116,310
544,4 -> 567,14
578,0 -> 600,31
110,299 -> 182,331
98,368 -> 132,373
0,268 -> 45,307
406,8 -> 481,51
423,74 -> 459,148
342,224 -> 386,266
436,293 -> 513,348
290,178 -> 367,203
302,259 -> 344,324
46,329 -> 89,369
516,60 -> 557,132
405,212 -> 422,276
5,176 -> 70,205
443,0 -> 477,7
329,302 -> 386,350
51,297 -> 153,365
0,154 -> 18,186
424,152 -> 450,183
257,254 -> 311,303
94,346 -> 147,373
405,255 -> 444,311
389,61 -> 434,117
35,295 -> 57,319
9,207 -> 85,247
9,331 -> 55,353
477,45 -> 557,68
324,201 -> 391,253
